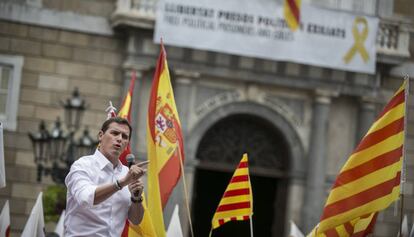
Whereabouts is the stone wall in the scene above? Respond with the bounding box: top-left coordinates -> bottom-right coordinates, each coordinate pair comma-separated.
42,0 -> 115,18
394,0 -> 414,21
0,20 -> 125,234
0,0 -> 413,236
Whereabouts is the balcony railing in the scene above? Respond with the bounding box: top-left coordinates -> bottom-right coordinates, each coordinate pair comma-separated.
376,17 -> 411,63
111,0 -> 411,63
111,0 -> 157,28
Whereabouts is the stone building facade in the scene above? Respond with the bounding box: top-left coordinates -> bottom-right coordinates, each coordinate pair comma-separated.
0,0 -> 413,236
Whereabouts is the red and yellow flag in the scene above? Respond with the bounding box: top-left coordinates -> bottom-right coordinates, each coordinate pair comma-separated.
284,0 -> 301,31
122,197 -> 157,237
118,70 -> 136,166
211,153 -> 253,230
117,71 -> 157,237
313,81 -> 407,235
308,212 -> 377,237
352,212 -> 377,237
147,43 -> 185,237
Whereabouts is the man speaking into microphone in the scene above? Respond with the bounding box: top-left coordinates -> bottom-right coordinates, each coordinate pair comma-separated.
64,117 -> 148,237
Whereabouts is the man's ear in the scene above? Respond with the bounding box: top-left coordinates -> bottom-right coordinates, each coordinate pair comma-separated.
98,130 -> 103,142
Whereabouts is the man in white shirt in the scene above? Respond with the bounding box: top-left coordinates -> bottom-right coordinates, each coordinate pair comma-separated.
64,117 -> 147,237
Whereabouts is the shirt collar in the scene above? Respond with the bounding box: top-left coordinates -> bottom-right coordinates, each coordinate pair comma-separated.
94,149 -> 122,171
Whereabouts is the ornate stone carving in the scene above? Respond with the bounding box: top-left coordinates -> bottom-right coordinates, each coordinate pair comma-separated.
196,115 -> 288,171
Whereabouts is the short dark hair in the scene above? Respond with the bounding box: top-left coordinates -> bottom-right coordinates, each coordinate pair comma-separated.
100,117 -> 132,140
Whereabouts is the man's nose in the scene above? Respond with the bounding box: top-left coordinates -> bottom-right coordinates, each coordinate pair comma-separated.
115,134 -> 122,141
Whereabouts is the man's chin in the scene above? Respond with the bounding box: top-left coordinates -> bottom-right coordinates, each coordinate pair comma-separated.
107,149 -> 120,158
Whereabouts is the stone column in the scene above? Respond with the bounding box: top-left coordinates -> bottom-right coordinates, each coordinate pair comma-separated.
121,66 -> 151,152
121,31 -> 152,156
302,90 -> 333,233
356,96 -> 376,144
172,69 -> 199,136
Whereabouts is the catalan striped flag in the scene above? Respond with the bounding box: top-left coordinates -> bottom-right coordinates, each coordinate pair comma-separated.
313,80 -> 408,235
147,42 -> 185,237
284,0 -> 301,31
211,154 -> 253,231
307,212 -> 377,237
352,212 -> 377,236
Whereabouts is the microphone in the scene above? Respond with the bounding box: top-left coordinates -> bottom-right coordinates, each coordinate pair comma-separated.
126,154 -> 135,168
126,153 -> 140,197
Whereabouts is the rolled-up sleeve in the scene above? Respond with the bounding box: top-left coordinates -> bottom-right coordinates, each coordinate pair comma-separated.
65,162 -> 97,208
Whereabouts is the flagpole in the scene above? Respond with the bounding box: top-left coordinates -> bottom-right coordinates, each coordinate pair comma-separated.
249,216 -> 254,237
399,75 -> 410,237
176,145 -> 195,237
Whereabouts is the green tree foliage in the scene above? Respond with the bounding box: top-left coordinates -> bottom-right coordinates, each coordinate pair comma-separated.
43,185 -> 66,222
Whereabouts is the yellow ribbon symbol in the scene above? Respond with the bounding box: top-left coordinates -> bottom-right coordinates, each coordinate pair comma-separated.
343,17 -> 369,64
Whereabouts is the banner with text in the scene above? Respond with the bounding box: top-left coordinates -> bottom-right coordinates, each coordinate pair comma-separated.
154,0 -> 379,74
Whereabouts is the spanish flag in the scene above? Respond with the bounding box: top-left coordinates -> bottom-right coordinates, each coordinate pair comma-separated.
211,154 -> 253,232
284,0 -> 301,31
117,71 -> 157,237
122,197 -> 157,237
118,70 -> 136,165
147,42 -> 185,237
310,80 -> 408,236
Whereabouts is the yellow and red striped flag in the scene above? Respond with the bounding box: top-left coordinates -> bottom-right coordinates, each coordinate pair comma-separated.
211,153 -> 253,231
313,80 -> 408,235
118,70 -> 136,166
352,212 -> 377,237
284,0 -> 301,31
147,42 -> 185,237
308,212 -> 377,237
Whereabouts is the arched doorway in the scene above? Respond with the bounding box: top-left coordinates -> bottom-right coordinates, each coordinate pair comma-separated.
192,114 -> 290,237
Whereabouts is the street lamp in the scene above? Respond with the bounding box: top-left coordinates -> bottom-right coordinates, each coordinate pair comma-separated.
28,88 -> 97,183
62,87 -> 86,132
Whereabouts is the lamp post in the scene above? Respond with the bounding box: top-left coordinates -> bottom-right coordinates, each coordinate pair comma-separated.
28,88 -> 98,183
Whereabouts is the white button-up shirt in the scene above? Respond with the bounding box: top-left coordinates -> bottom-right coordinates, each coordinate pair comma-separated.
64,150 -> 131,237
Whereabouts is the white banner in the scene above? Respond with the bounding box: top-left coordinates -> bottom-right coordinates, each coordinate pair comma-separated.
54,210 -> 65,237
166,205 -> 183,237
22,192 -> 45,237
0,200 -> 10,237
154,0 -> 379,74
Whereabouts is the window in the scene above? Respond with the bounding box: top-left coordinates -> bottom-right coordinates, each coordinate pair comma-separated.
0,55 -> 23,131
310,0 -> 379,15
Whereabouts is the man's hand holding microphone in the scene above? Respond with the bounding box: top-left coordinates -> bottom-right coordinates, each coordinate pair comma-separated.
118,154 -> 149,203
